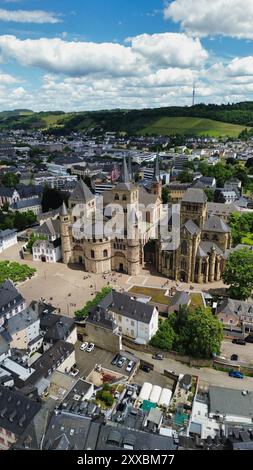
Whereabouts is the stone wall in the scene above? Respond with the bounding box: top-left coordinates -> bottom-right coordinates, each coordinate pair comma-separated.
77,323 -> 122,354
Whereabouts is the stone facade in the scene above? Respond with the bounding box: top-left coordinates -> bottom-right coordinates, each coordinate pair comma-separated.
60,158 -> 232,284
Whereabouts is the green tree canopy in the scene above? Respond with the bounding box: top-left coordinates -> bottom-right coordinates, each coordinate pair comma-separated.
222,248 -> 253,300
150,319 -> 175,351
178,308 -> 224,358
2,173 -> 19,188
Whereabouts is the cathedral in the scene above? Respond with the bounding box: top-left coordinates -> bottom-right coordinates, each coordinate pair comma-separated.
60,157 -> 232,284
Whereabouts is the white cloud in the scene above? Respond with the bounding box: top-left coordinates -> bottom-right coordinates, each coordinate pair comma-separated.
0,8 -> 61,24
0,71 -> 18,84
164,0 -> 253,39
227,57 -> 253,76
128,33 -> 208,67
0,35 -> 149,77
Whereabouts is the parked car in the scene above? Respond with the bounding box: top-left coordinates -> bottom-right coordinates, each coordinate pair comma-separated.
231,354 -> 238,361
117,356 -> 127,368
86,343 -> 95,353
140,364 -> 151,373
245,335 -> 253,343
232,338 -> 246,345
126,360 -> 135,373
229,370 -> 244,379
152,353 -> 164,360
111,354 -> 121,366
80,342 -> 89,351
70,368 -> 79,377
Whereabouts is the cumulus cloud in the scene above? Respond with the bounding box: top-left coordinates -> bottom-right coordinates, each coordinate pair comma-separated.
0,35 -> 149,77
0,8 -> 61,24
164,0 -> 253,39
128,33 -> 208,67
227,56 -> 253,76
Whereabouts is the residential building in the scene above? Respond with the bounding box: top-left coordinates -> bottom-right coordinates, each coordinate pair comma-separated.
0,281 -> 26,328
7,307 -> 42,355
33,219 -> 62,263
9,197 -> 41,215
91,290 -> 159,344
0,384 -> 41,450
0,229 -> 17,254
216,298 -> 253,334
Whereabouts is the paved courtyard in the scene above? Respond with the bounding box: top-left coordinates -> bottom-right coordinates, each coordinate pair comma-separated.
0,242 -> 227,317
221,339 -> 253,364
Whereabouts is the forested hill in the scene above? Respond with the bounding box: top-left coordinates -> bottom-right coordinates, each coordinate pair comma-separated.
1,102 -> 253,136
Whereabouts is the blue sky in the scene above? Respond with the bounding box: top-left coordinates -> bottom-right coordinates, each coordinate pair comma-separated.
0,0 -> 253,111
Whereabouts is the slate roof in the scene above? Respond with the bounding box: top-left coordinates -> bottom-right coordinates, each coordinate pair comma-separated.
0,187 -> 17,197
7,308 -> 39,335
170,290 -> 190,308
98,291 -> 156,324
43,413 -> 92,450
69,179 -> 94,203
0,280 -> 24,313
0,384 -> 41,436
203,215 -> 231,233
10,197 -> 41,210
36,219 -> 61,238
0,229 -> 16,240
182,188 -> 207,204
197,241 -> 223,257
39,312 -> 75,342
184,220 -> 201,235
209,386 -> 253,419
216,298 -> 253,318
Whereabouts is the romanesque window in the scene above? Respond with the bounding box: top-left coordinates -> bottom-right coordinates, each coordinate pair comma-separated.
91,250 -> 95,259
181,240 -> 188,255
122,195 -> 127,201
212,235 -> 218,241
103,249 -> 108,258
181,258 -> 187,270
203,233 -> 209,241
115,194 -> 119,201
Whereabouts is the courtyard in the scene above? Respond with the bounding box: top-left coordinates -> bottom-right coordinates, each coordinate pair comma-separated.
0,241 -> 227,317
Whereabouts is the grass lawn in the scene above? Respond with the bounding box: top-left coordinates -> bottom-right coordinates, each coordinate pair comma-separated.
139,116 -> 248,138
129,286 -> 171,305
190,293 -> 205,309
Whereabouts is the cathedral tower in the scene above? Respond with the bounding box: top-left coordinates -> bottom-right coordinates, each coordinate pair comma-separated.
60,202 -> 72,265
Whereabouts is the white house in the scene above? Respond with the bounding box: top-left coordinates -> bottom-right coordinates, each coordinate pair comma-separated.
32,219 -> 62,263
0,280 -> 26,328
97,291 -> 159,344
0,229 -> 17,254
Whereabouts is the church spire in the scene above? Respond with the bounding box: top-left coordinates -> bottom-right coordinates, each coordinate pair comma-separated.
128,155 -> 132,182
153,153 -> 160,182
121,156 -> 130,183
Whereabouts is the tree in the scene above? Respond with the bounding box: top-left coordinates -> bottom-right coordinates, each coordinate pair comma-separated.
204,188 -> 215,202
162,186 -> 169,204
222,248 -> 253,300
179,308 -> 224,358
75,286 -> 113,320
178,170 -> 193,183
41,188 -> 67,212
2,173 -> 19,188
150,319 -> 175,351
26,233 -> 47,254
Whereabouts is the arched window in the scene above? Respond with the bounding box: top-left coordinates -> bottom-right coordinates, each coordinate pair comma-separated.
181,240 -> 187,256
122,194 -> 127,201
91,250 -> 95,259
115,193 -> 119,201
103,249 -> 108,258
181,258 -> 187,270
212,234 -> 218,241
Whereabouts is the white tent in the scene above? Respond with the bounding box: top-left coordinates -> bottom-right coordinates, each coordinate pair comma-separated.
139,382 -> 152,401
158,388 -> 172,407
149,385 -> 162,404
